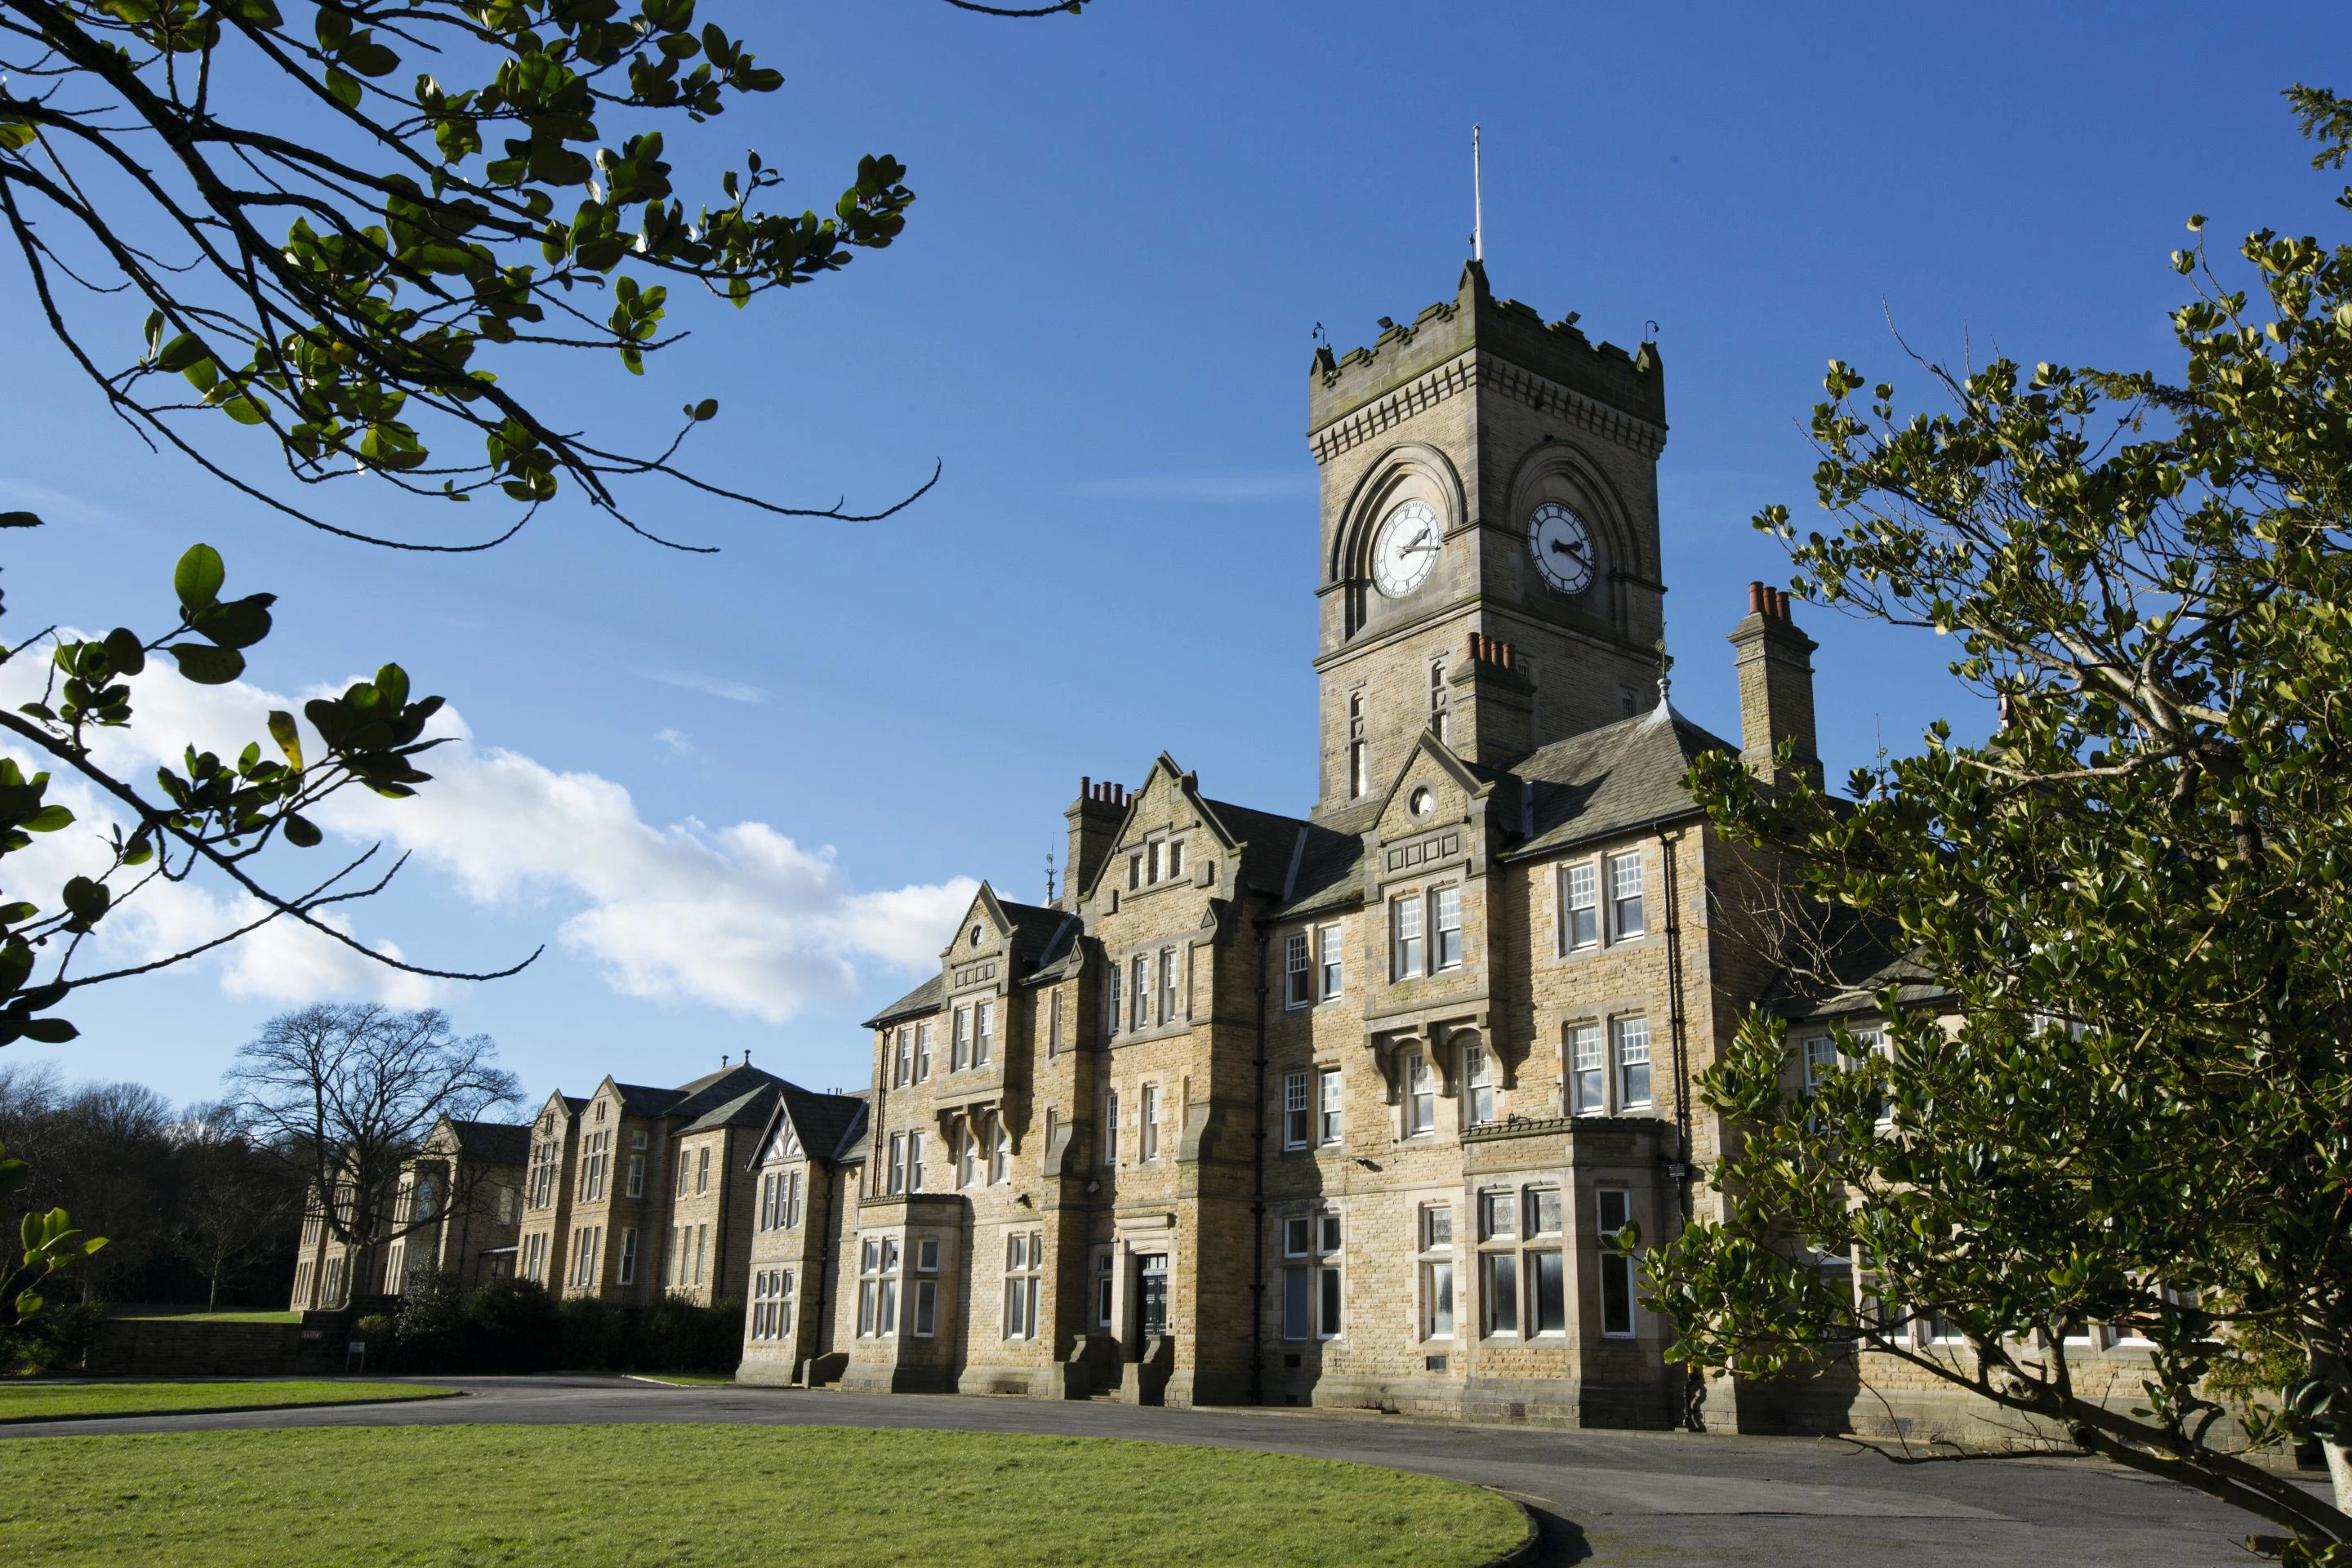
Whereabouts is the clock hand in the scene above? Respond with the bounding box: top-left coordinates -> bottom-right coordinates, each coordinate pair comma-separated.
1401,542 -> 1437,555
1549,538 -> 1588,559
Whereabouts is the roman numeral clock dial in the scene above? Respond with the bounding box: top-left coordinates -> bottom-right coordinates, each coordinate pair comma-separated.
1528,501 -> 1594,595
1373,499 -> 1441,597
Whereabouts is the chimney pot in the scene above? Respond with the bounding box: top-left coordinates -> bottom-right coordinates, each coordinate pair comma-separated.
1748,581 -> 1765,615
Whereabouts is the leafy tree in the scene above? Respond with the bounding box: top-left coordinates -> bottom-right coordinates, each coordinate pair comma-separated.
224,1002 -> 519,1294
1646,87 -> 2352,1561
0,1132 -> 104,1352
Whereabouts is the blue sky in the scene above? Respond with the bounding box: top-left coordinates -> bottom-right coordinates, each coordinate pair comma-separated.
3,0 -> 2345,1108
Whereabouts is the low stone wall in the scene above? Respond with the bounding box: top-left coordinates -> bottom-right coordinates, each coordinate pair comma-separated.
85,1312 -> 350,1379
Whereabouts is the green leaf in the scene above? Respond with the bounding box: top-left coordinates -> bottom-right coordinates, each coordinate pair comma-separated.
22,806 -> 72,833
282,813 -> 323,849
102,628 -> 146,677
267,710 -> 305,771
173,544 -> 225,611
189,595 -> 275,650
0,511 -> 42,528
60,877 -> 108,924
165,644 -> 245,685
18,1018 -> 76,1045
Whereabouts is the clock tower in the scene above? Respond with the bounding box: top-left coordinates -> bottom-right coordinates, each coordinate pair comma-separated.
1307,260 -> 1668,819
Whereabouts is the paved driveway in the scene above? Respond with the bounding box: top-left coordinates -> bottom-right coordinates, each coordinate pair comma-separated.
2,1374 -> 2318,1566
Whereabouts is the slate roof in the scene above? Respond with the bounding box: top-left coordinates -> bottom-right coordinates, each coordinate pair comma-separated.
447,1118 -> 529,1166
1199,797 -> 1323,899
781,1082 -> 869,1163
612,1081 -> 687,1116
1766,910 -> 1951,1022
1504,702 -> 1737,861
681,1079 -> 783,1135
997,899 -> 1076,970
862,973 -> 943,1030
666,1062 -> 782,1123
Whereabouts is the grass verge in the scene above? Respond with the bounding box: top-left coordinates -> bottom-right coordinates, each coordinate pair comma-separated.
0,1380 -> 454,1423
115,1312 -> 301,1325
0,1423 -> 1524,1566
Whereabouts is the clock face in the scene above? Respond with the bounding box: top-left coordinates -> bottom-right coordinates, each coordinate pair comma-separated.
1528,501 -> 1595,594
1372,500 -> 1441,598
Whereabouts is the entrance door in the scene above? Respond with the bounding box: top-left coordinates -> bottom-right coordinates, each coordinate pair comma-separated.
1137,1253 -> 1169,1337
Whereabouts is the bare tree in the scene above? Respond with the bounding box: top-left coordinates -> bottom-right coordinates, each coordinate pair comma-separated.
171,1102 -> 300,1312
225,1003 -> 517,1294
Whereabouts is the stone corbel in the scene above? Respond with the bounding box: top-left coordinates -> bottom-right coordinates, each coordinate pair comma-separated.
1177,1098 -> 1218,1164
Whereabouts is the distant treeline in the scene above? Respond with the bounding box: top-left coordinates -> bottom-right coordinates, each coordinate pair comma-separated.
0,1063 -> 301,1311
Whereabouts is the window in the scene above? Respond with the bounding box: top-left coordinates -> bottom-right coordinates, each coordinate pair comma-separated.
497,1185 -> 519,1226
1094,1250 -> 1115,1330
888,1132 -> 906,1196
675,1147 -> 690,1199
1128,853 -> 1143,891
1852,1026 -> 1892,1123
908,1130 -> 927,1192
1278,1214 -> 1340,1339
1615,1017 -> 1653,1109
1525,1187 -> 1563,1237
1562,863 -> 1598,951
579,1129 -> 609,1201
975,1001 -> 994,1067
694,1223 -> 707,1287
1103,1089 -> 1120,1165
1140,1084 -> 1160,1161
751,1268 -> 792,1339
1463,1043 -> 1495,1127
1429,660 -> 1450,743
760,1171 -> 781,1229
1004,1231 -> 1044,1340
625,1152 -> 645,1199
893,1027 -> 913,1087
1527,1247 -> 1566,1334
1167,840 -> 1184,879
1480,1189 -> 1517,1241
1282,1070 -> 1311,1149
956,1123 -> 978,1187
1147,840 -> 1163,884
1348,693 -> 1366,799
1105,959 -> 1122,1036
1285,933 -> 1312,1008
1282,1263 -> 1312,1340
1130,955 -> 1149,1028
617,1227 -> 638,1285
1403,1050 -> 1434,1136
1482,1251 -> 1519,1336
1422,1204 -> 1455,1340
1570,1023 -> 1605,1114
570,1224 -> 601,1289
1598,1188 -> 1637,1338
1432,886 -> 1463,971
1802,1036 -> 1838,1097
1048,989 -> 1063,1054
1391,895 -> 1424,978
912,1268 -> 938,1339
1159,947 -> 1178,1022
1318,923 -> 1344,999
857,1236 -> 900,1339
915,1022 -> 933,1081
784,1169 -> 802,1228
990,1120 -> 1010,1184
521,1232 -> 548,1283
952,1006 -> 971,1072
1608,850 -> 1645,938
696,1145 -> 710,1195
917,1237 -> 940,1272
1317,1067 -> 1343,1145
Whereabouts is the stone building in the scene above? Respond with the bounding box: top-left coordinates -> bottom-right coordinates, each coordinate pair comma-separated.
728,261 -> 1791,1423
287,1116 -> 528,1309
511,1059 -> 795,1306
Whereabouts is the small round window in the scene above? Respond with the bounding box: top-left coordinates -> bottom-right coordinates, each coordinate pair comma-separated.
1409,786 -> 1434,817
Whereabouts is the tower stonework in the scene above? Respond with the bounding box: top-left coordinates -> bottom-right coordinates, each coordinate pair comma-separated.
1308,260 -> 1668,819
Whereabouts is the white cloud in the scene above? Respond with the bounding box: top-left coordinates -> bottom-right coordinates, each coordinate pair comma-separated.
1065,472 -> 1316,503
639,669 -> 768,704
656,728 -> 693,755
0,651 -> 972,1023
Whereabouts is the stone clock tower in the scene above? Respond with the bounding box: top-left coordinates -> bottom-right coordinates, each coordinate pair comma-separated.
1307,260 -> 1668,819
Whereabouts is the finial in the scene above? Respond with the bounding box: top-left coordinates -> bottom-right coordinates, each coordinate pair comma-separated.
1045,846 -> 1058,903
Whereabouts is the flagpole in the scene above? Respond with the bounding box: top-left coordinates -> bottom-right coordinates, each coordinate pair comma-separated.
1472,124 -> 1484,262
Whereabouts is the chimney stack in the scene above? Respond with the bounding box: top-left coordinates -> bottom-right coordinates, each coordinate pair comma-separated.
1728,583 -> 1820,787
1063,777 -> 1127,909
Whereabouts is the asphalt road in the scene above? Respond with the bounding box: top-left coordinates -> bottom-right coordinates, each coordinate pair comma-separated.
2,1374 -> 2324,1566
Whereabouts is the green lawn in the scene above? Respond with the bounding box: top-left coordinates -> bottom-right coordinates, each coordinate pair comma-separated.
0,1424 -> 1526,1566
115,1311 -> 301,1325
0,1380 -> 454,1423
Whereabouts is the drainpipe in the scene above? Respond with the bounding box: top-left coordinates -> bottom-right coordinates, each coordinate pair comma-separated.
1249,920 -> 1270,1405
1659,821 -> 1702,1432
